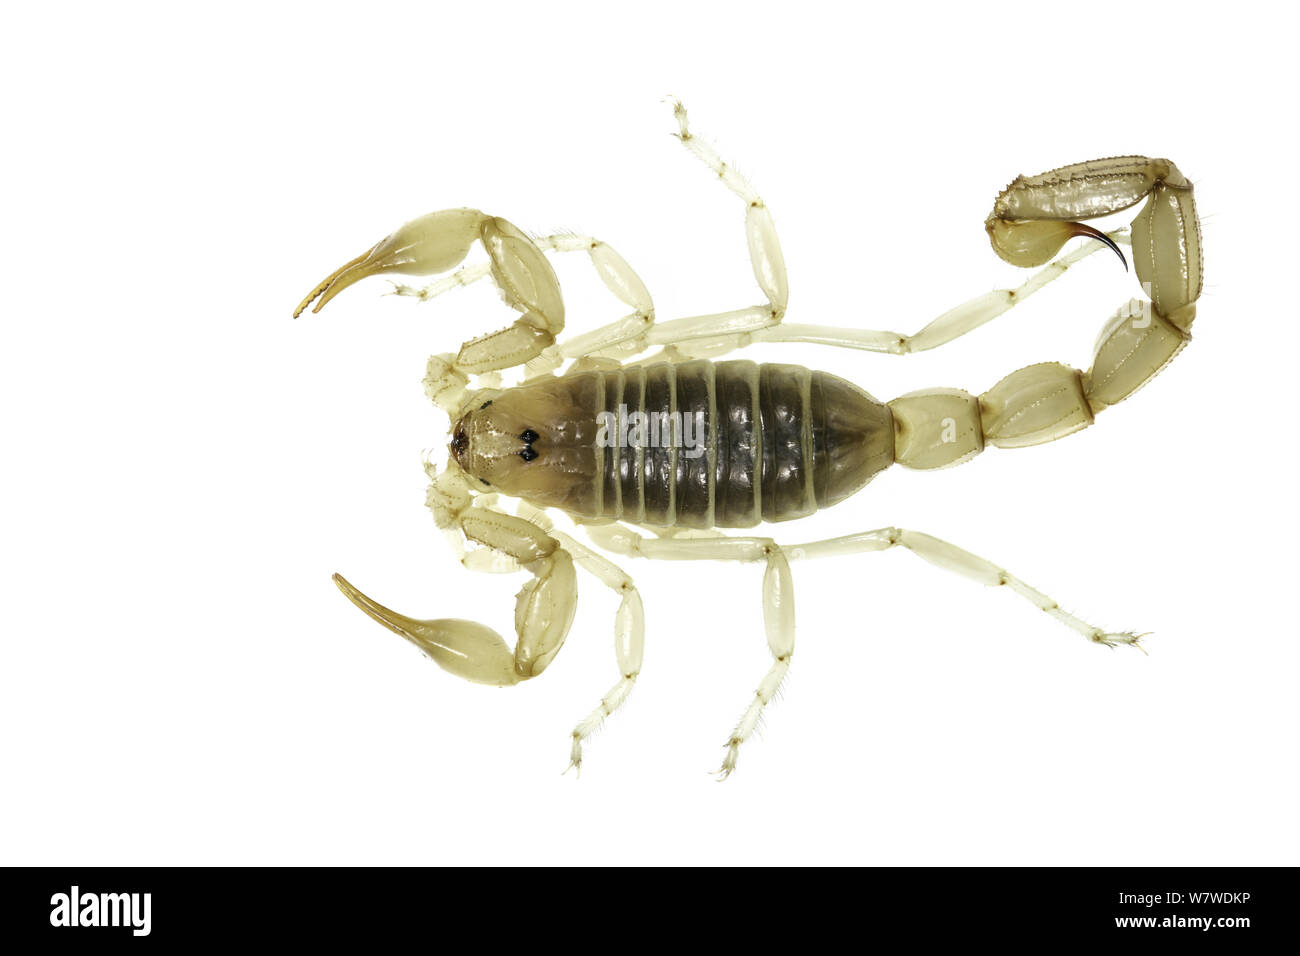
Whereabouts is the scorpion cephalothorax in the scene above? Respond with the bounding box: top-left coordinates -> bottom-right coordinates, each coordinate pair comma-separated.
297,100 -> 1201,778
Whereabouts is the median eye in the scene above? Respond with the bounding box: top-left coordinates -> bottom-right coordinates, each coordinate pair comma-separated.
520,429 -> 539,443
519,447 -> 539,463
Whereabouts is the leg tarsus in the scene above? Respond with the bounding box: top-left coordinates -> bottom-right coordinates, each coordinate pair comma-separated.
715,739 -> 741,781
1093,630 -> 1151,653
564,734 -> 583,778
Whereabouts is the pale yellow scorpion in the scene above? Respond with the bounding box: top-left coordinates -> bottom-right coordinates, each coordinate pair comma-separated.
295,101 -> 1201,778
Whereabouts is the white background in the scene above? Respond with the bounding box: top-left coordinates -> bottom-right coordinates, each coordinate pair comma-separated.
3,1 -> 1296,866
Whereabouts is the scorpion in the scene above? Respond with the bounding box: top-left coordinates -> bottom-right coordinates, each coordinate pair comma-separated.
294,100 -> 1201,778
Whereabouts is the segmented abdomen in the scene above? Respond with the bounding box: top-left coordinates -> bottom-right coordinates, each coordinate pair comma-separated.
586,360 -> 893,528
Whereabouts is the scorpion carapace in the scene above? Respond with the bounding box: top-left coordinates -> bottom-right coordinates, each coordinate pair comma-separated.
298,99 -> 1202,778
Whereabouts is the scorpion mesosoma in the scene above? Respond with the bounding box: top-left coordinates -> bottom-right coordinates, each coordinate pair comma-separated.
295,100 -> 1201,778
